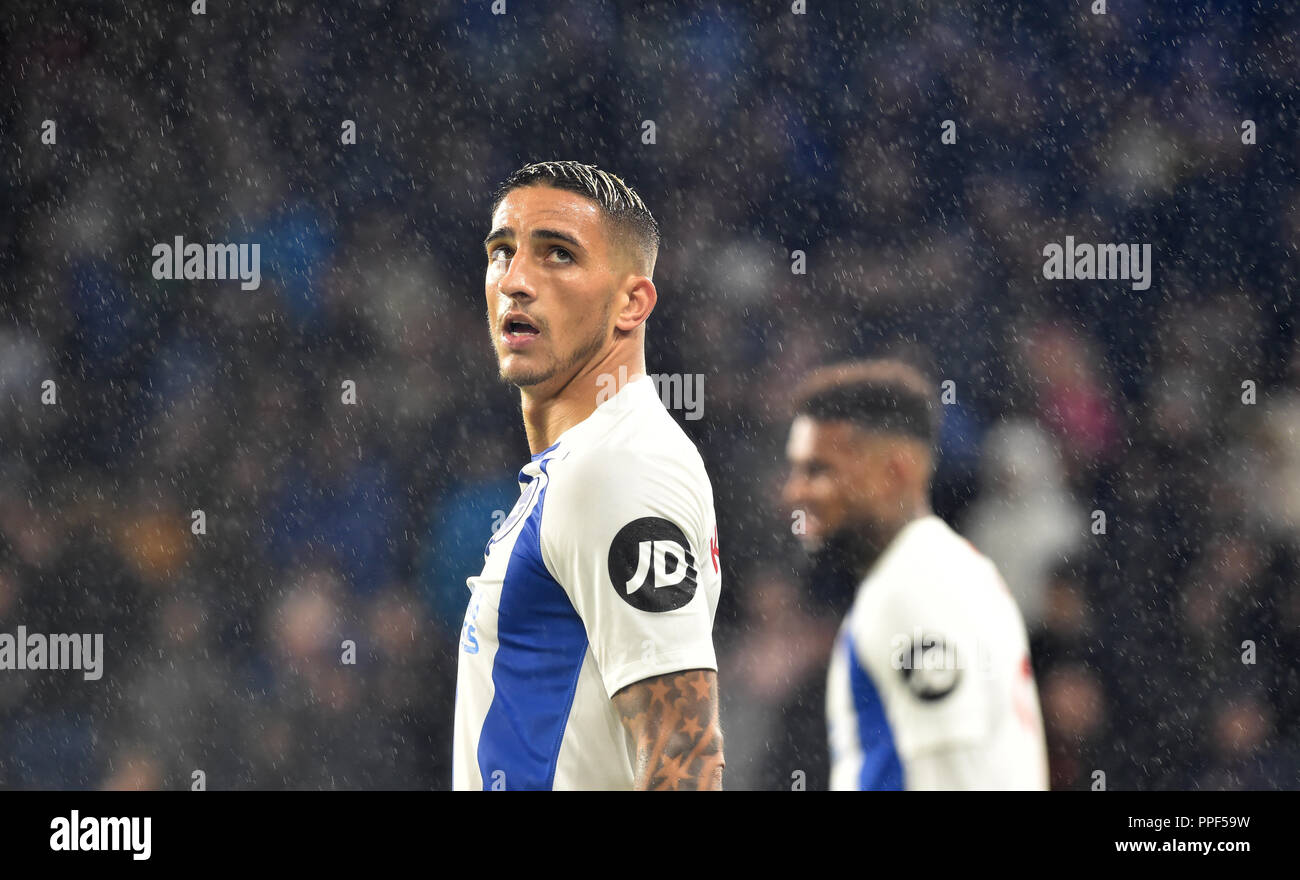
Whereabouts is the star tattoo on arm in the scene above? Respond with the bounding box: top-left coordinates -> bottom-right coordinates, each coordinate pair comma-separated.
612,668 -> 725,791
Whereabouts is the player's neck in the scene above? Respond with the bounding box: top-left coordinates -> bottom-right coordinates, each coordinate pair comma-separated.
881,500 -> 931,546
519,348 -> 646,455
854,500 -> 933,577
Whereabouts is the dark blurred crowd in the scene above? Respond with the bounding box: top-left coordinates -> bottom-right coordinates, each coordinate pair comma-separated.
1,0 -> 1297,789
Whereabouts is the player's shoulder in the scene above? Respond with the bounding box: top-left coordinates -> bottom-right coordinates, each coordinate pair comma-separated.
858,517 -> 1007,620
850,518 -> 1018,693
871,515 -> 985,579
539,381 -> 713,540
549,382 -> 710,494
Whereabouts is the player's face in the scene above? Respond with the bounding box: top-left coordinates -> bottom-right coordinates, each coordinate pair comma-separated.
484,185 -> 620,389
782,416 -> 895,552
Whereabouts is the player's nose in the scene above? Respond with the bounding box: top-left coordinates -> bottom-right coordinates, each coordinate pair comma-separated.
497,253 -> 537,302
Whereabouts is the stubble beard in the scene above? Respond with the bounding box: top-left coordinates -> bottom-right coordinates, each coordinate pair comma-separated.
495,300 -> 613,389
811,515 -> 890,581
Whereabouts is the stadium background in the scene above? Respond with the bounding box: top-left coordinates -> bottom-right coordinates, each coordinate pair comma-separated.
1,0 -> 1297,789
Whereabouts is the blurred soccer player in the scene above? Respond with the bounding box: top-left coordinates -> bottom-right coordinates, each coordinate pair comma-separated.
453,161 -> 724,790
782,360 -> 1048,790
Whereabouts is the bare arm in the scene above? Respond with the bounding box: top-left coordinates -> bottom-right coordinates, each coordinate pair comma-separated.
612,668 -> 725,790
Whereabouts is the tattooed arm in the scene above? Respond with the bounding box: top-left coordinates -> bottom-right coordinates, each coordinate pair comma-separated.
612,668 -> 725,791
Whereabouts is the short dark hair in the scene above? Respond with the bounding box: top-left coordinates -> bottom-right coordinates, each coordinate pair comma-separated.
792,359 -> 940,446
490,160 -> 660,276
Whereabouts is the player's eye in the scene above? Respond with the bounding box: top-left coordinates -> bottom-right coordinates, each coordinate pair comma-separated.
487,244 -> 512,263
547,246 -> 573,263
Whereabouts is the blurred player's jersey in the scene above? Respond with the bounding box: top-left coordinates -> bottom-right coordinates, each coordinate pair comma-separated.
453,375 -> 721,790
826,515 -> 1048,790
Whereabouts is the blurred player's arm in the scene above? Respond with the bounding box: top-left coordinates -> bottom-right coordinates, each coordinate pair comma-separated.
613,668 -> 724,791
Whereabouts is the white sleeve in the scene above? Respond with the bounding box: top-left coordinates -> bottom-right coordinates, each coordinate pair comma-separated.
854,584 -> 993,757
540,446 -> 719,698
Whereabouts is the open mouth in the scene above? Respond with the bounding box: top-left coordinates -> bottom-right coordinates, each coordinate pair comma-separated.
501,313 -> 541,349
505,318 -> 539,336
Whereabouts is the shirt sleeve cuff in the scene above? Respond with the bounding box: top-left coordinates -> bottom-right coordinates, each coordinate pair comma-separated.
600,647 -> 719,700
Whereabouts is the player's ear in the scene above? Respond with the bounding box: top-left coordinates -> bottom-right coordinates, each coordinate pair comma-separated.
886,445 -> 913,492
614,275 -> 656,332
890,442 -> 926,492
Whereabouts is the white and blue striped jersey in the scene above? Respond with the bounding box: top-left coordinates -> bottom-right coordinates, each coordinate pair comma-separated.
826,515 -> 1049,790
453,375 -> 721,790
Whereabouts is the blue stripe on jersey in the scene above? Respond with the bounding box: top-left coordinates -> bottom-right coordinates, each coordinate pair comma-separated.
476,458 -> 588,790
845,633 -> 904,791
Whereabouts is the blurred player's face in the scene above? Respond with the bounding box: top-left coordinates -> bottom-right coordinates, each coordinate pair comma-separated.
484,185 -> 623,389
782,416 -> 904,555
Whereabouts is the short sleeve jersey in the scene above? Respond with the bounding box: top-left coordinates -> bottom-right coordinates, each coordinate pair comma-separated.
453,375 -> 721,790
826,516 -> 1049,791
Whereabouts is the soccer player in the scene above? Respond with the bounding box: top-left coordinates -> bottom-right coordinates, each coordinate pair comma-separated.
782,360 -> 1049,790
453,161 -> 724,791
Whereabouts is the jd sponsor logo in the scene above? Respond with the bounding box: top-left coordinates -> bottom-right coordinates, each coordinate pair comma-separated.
607,517 -> 698,612
887,629 -> 993,700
